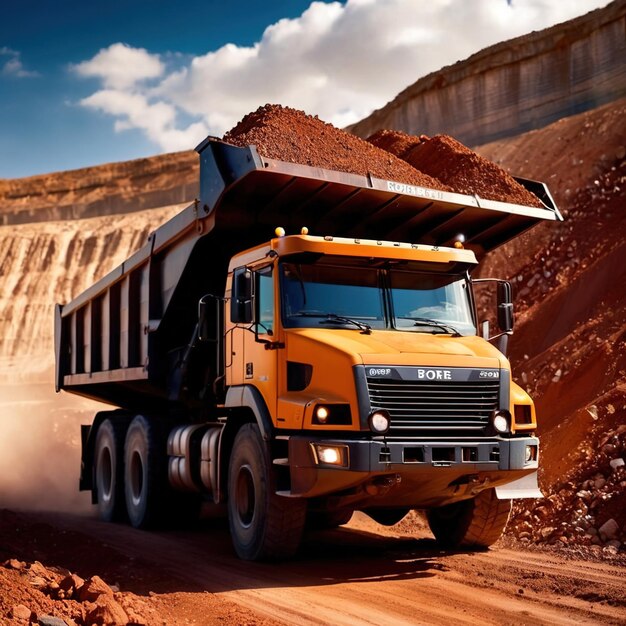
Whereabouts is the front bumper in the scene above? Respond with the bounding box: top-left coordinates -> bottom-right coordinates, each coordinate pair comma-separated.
286,435 -> 540,508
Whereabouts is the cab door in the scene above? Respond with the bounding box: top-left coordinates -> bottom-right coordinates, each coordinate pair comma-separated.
241,265 -> 279,420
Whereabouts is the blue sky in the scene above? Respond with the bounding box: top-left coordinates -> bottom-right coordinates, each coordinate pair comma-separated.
0,0 -> 610,178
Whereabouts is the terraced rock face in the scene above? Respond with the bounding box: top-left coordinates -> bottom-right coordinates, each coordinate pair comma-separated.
0,151 -> 197,225
0,205 -> 183,381
349,1 -> 626,146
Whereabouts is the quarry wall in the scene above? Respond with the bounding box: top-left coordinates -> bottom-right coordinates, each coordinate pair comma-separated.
0,151 -> 198,226
349,0 -> 626,145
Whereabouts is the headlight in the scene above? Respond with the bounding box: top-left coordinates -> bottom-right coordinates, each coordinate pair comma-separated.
318,447 -> 339,464
312,404 -> 352,425
368,410 -> 391,434
315,406 -> 329,423
311,444 -> 349,467
491,410 -> 511,434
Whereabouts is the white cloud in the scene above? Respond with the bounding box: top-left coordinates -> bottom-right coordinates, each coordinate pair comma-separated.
73,0 -> 610,152
1,47 -> 39,78
80,89 -> 208,151
73,43 -> 164,89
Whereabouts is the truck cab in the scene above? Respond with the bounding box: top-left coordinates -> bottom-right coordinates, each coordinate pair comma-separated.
222,233 -> 539,517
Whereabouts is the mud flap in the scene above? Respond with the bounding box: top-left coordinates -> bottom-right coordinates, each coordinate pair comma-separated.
495,471 -> 543,499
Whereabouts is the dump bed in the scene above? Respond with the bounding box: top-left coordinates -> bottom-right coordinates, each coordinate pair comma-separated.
55,139 -> 561,409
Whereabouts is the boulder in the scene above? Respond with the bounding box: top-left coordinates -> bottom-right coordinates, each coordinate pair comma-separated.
85,595 -> 129,626
77,575 -> 113,602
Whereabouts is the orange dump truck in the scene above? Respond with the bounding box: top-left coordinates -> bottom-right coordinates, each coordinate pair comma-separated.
55,139 -> 561,560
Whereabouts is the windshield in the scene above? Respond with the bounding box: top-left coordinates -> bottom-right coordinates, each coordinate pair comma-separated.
281,261 -> 476,335
282,263 -> 386,329
389,269 -> 475,335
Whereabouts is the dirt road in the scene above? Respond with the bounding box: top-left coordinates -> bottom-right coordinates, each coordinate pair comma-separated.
27,510 -> 626,626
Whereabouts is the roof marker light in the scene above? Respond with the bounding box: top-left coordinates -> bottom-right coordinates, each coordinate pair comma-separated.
275,227 -> 286,237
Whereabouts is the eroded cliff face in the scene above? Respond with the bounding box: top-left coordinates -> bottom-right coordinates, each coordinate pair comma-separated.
0,205 -> 184,381
0,151 -> 197,225
349,0 -> 626,147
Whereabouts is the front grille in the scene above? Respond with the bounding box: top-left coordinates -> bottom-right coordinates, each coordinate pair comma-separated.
367,377 -> 499,437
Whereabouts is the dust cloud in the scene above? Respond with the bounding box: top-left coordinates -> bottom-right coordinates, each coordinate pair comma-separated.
0,206 -> 182,515
0,381 -> 104,513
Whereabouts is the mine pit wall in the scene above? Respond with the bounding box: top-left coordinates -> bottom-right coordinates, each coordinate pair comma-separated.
349,0 -> 626,147
0,150 -> 198,226
474,98 -> 626,480
0,205 -> 184,383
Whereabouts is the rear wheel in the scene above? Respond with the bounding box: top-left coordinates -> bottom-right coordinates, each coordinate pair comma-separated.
228,423 -> 306,560
427,488 -> 511,549
124,415 -> 168,528
94,418 -> 127,522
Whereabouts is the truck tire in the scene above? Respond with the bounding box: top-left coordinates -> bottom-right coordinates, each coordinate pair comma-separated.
124,415 -> 168,529
426,488 -> 511,549
94,419 -> 127,522
228,423 -> 306,560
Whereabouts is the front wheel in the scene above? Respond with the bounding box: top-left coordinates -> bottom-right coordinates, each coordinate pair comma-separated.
228,423 -> 306,560
427,488 -> 511,549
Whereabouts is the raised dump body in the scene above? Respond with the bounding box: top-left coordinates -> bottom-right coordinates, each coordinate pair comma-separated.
55,138 -> 561,561
55,139 -> 559,410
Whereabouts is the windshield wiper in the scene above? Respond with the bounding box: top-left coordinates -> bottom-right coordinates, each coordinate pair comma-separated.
398,316 -> 461,336
319,314 -> 372,334
290,310 -> 328,317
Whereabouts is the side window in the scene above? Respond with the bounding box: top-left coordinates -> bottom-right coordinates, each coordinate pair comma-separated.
256,268 -> 274,335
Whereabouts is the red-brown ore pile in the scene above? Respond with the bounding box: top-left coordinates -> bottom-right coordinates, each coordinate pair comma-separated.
369,130 -> 543,207
366,129 -> 428,160
223,104 -> 448,190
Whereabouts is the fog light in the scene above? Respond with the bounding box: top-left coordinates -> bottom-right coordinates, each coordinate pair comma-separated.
312,444 -> 349,467
491,410 -> 510,434
318,447 -> 339,464
316,406 -> 329,423
525,445 -> 537,463
368,410 -> 391,434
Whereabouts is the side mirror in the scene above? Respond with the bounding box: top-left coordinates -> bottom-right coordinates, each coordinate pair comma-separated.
231,267 -> 253,324
198,295 -> 219,342
497,281 -> 514,332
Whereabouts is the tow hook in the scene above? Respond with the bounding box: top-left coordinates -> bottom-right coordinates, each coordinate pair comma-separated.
365,474 -> 402,496
469,476 -> 490,495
